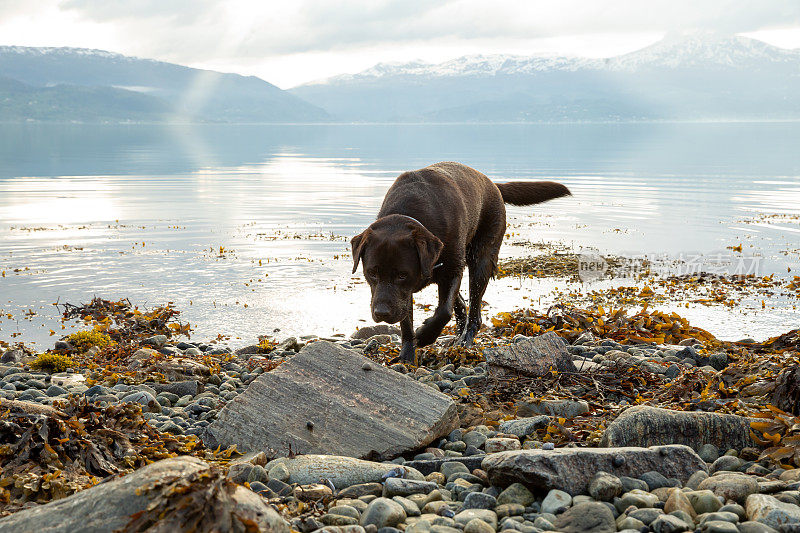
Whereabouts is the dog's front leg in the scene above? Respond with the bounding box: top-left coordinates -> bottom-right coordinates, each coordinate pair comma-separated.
398,304 -> 416,363
415,274 -> 462,347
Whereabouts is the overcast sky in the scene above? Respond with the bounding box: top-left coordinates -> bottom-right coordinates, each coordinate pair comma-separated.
1,1 -> 799,88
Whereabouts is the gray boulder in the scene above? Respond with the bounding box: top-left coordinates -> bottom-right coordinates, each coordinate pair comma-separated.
204,341 -> 458,458
599,406 -> 753,450
0,457 -> 288,533
482,445 -> 707,496
483,332 -> 576,378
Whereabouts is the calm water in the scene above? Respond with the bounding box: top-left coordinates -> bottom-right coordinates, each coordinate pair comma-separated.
1,123 -> 799,347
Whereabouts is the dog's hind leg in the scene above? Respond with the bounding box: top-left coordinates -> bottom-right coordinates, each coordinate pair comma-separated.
398,305 -> 416,363
459,220 -> 504,346
415,274 -> 462,347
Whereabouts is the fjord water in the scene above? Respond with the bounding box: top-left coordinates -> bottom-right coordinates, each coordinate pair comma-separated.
0,122 -> 798,347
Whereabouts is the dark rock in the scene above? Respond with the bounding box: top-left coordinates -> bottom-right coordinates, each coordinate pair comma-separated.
599,406 -> 753,450
0,457 -> 288,533
640,471 -> 678,490
383,478 -> 437,497
484,332 -> 576,378
339,483 -> 384,499
1,349 -> 22,363
204,341 -> 458,458
482,445 -> 707,496
514,399 -> 590,419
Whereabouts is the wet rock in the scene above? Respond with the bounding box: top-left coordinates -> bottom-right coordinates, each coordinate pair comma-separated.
599,406 -> 753,450
496,483 -> 535,507
149,379 -> 201,398
553,501 -> 616,533
121,390 -> 161,413
453,509 -> 498,530
483,332 -> 576,378
268,455 -> 423,489
664,487 -> 697,518
482,445 -> 706,496
0,457 -> 288,533
205,341 -> 458,458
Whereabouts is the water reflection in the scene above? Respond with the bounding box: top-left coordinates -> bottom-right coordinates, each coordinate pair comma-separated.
0,122 -> 798,347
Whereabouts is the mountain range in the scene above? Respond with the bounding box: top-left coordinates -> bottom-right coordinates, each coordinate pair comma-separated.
291,32 -> 800,122
1,32 -> 799,123
0,46 -> 328,123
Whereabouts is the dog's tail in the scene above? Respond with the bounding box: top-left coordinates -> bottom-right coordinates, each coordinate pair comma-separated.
496,181 -> 571,206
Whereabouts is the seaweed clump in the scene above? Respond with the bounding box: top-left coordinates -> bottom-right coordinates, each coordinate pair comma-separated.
28,352 -> 75,373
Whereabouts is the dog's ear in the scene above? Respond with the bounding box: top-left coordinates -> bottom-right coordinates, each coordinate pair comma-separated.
412,227 -> 444,279
351,229 -> 371,274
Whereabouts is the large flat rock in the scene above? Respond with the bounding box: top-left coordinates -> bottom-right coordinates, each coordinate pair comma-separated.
482,445 -> 707,496
483,332 -> 576,378
269,455 -> 424,489
204,341 -> 459,459
0,457 -> 288,533
599,405 -> 753,450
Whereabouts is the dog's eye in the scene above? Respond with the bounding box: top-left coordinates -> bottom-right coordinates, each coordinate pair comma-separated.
367,269 -> 377,280
396,272 -> 407,281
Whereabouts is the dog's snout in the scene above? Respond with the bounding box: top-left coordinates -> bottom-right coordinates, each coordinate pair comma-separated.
373,303 -> 392,322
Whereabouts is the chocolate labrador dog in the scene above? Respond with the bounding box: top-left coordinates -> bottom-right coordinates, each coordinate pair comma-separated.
351,162 -> 570,362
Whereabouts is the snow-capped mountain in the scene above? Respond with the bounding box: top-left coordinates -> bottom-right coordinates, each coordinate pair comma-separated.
0,46 -> 329,123
291,32 -> 800,122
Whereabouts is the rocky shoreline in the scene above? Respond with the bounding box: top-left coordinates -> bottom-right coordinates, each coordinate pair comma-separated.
1,298 -> 800,532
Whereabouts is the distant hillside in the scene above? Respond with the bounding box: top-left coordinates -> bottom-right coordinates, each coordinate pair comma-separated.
0,46 -> 329,123
290,33 -> 800,122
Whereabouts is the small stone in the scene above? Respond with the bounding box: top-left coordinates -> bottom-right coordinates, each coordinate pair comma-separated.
494,503 -> 524,518
496,483 -> 534,507
391,496 -> 420,517
699,472 -> 759,504
268,463 -> 290,483
497,416 -> 550,438
461,492 -> 496,510
484,438 -> 521,454
650,514 -> 691,533
463,431 -> 487,449
453,509 -> 498,530
553,502 -> 616,533
463,518 -> 494,533
45,385 -> 67,397
745,493 -> 800,530
360,498 -> 407,529
711,455 -> 744,473
686,470 -> 709,489
383,479 -> 438,498
588,471 -> 623,501
541,489 -> 571,515
664,488 -> 696,519
641,471 -> 676,490
699,444 -> 720,463
686,490 -> 722,515
121,390 -> 161,413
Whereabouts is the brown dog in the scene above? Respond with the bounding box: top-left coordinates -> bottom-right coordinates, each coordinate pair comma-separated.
351,162 -> 571,362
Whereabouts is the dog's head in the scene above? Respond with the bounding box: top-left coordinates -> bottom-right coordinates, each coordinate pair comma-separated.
351,215 -> 443,324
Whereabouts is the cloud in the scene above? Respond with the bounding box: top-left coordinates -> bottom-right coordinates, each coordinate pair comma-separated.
1,1 -> 799,87
41,0 -> 800,60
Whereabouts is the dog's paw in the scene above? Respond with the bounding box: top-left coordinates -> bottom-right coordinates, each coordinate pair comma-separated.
398,344 -> 416,364
415,321 -> 442,347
